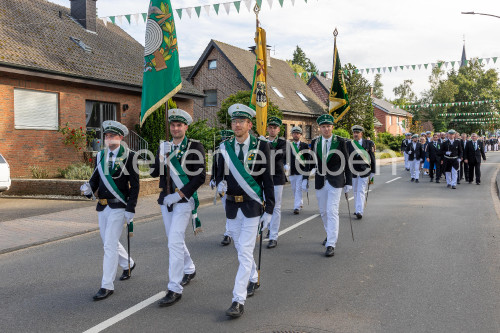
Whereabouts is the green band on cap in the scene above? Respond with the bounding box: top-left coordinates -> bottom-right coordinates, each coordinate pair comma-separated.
169,115 -> 189,124
103,126 -> 124,136
231,111 -> 253,120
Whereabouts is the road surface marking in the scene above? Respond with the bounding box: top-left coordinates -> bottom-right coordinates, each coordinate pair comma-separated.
278,214 -> 320,237
386,177 -> 401,183
83,292 -> 166,333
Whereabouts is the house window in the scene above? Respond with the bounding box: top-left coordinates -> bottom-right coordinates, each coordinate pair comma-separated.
389,116 -> 392,125
305,125 -> 312,139
296,91 -> 308,102
271,86 -> 284,98
204,90 -> 217,106
208,60 -> 217,70
14,88 -> 59,130
86,101 -> 117,147
283,124 -> 288,138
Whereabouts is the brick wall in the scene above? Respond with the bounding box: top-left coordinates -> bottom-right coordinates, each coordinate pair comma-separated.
373,106 -> 412,136
191,48 -> 250,126
307,78 -> 329,105
0,71 -> 141,177
282,114 -> 319,143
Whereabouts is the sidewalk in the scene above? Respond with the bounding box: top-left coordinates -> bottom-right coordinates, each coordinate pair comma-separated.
0,185 -> 216,254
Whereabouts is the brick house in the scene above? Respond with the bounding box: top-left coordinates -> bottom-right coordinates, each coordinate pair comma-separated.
307,74 -> 385,134
372,97 -> 412,135
186,40 -> 327,142
0,0 -> 203,177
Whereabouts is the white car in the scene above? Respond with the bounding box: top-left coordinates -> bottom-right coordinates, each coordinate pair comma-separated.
0,153 -> 11,192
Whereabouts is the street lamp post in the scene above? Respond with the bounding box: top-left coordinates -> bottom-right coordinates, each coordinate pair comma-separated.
462,11 -> 500,19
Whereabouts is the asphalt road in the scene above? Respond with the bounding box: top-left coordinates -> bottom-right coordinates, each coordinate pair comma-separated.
1,156 -> 499,333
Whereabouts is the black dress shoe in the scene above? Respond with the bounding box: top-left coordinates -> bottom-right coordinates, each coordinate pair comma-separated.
476,182 -> 480,185
411,178 -> 415,182
119,263 -> 136,281
430,178 -> 434,182
325,246 -> 335,257
457,182 -> 460,185
447,184 -> 451,188
293,209 -> 299,215
355,213 -> 363,219
221,235 -> 232,246
225,301 -> 244,317
180,271 -> 196,287
158,290 -> 182,307
93,288 -> 113,301
247,281 -> 260,297
469,181 -> 472,184
267,240 -> 277,248
322,238 -> 327,246
415,179 -> 419,183
436,180 -> 440,183
452,185 -> 457,189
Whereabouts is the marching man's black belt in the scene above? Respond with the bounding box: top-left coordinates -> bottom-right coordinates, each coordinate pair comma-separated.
226,194 -> 252,203
98,198 -> 122,205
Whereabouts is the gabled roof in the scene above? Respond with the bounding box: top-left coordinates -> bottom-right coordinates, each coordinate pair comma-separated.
179,66 -> 204,98
308,74 -> 331,93
0,0 -> 202,98
372,97 -> 412,117
188,40 -> 326,116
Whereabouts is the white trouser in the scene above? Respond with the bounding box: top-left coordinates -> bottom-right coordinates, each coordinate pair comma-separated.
98,206 -> 135,290
289,175 -> 303,210
445,167 -> 458,186
352,176 -> 369,215
315,182 -> 342,248
410,160 -> 420,180
161,203 -> 196,294
227,209 -> 259,304
221,195 -> 230,237
268,185 -> 283,241
404,152 -> 410,169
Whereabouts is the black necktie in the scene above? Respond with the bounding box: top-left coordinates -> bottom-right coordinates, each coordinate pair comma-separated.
434,142 -> 437,147
238,143 -> 245,164
108,151 -> 114,170
173,145 -> 178,153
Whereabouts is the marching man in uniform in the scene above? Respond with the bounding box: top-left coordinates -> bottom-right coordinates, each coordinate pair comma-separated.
80,120 -> 139,301
441,129 -> 462,189
401,133 -> 411,171
347,125 -> 376,219
310,114 -> 352,257
150,109 -> 206,307
406,134 -> 423,183
266,116 -> 287,249
214,104 -> 275,318
287,126 -> 310,215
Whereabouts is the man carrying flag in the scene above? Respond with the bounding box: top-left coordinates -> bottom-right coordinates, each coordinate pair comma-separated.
328,29 -> 350,123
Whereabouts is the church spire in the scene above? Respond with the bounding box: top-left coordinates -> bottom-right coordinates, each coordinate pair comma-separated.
460,36 -> 467,67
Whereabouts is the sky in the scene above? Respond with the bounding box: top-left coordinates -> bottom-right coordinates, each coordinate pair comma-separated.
48,0 -> 500,100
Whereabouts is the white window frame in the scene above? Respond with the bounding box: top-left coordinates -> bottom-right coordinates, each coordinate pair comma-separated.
271,86 -> 284,98
14,88 -> 59,130
208,59 -> 217,70
296,91 -> 308,102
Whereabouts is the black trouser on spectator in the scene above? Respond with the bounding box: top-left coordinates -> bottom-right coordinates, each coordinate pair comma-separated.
468,162 -> 481,183
429,158 -> 441,180
459,160 -> 469,181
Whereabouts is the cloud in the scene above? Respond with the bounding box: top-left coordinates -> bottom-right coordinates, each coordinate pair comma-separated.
47,0 -> 500,100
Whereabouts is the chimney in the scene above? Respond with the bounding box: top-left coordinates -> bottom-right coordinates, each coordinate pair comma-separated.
70,0 -> 97,32
266,45 -> 271,67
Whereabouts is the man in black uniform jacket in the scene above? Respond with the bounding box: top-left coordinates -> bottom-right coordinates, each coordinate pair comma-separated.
266,116 -> 286,249
440,129 -> 462,189
150,109 -> 206,307
426,133 -> 442,183
287,126 -> 311,214
401,133 -> 411,171
214,103 -> 275,318
464,133 -> 486,185
405,134 -> 423,183
80,120 -> 140,301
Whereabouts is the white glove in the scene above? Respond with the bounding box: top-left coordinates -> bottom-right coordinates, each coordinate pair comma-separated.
124,212 -> 134,225
217,181 -> 227,195
163,192 -> 182,206
370,173 -> 375,179
457,158 -> 461,163
80,183 -> 92,196
209,179 -> 216,189
301,179 -> 308,192
310,167 -> 316,175
260,213 -> 272,230
159,141 -> 172,157
284,164 -> 290,172
258,135 -> 268,142
343,185 -> 352,194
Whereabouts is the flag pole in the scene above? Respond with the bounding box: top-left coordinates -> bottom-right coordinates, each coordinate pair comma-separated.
165,101 -> 171,195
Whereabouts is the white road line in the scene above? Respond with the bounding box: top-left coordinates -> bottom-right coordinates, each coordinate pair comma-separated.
82,292 -> 166,333
386,177 -> 401,183
84,213 -> 323,332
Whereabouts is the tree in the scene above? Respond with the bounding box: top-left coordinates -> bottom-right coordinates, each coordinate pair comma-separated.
186,119 -> 219,152
393,79 -> 417,106
287,61 -> 308,83
333,63 -> 375,139
372,74 -> 384,99
217,90 -> 282,135
135,98 -> 177,154
288,45 -> 319,83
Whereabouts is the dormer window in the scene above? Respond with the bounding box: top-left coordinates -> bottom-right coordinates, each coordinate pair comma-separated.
296,91 -> 308,102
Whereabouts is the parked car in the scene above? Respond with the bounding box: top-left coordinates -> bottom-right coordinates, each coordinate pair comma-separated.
0,153 -> 11,192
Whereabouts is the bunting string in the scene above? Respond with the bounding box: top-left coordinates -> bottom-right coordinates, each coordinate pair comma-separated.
391,99 -> 500,110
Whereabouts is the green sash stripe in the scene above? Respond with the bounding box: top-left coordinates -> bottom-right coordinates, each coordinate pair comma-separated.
353,140 -> 371,165
98,149 -> 126,203
291,141 -> 305,165
223,140 -> 263,202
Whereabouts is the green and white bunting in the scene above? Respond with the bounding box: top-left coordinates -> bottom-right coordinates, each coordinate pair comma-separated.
393,99 -> 500,110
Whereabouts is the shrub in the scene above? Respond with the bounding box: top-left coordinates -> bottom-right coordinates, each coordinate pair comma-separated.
332,128 -> 351,139
29,165 -> 50,179
376,132 -> 404,151
59,163 -> 93,180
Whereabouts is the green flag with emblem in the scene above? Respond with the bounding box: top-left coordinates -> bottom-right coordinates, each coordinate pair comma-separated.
141,0 -> 182,126
329,29 -> 350,124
